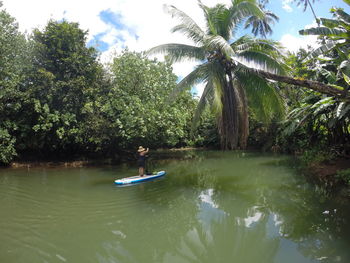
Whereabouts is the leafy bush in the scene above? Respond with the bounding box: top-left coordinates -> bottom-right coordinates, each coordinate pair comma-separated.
0,128 -> 17,164
299,148 -> 335,168
336,169 -> 350,185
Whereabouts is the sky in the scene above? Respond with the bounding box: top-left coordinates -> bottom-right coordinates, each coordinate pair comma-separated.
2,0 -> 349,95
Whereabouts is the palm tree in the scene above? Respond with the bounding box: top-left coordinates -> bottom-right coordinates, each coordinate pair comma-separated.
293,0 -> 319,25
148,0 -> 286,150
244,0 -> 279,38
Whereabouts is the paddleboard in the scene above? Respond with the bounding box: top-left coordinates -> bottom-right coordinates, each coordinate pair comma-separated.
114,171 -> 166,185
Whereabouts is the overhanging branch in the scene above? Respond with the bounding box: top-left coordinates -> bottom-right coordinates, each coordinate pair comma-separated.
253,68 -> 350,100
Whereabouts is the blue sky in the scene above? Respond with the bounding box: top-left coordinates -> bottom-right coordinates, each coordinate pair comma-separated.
267,0 -> 349,40
86,0 -> 350,54
2,0 -> 349,94
3,0 -> 349,54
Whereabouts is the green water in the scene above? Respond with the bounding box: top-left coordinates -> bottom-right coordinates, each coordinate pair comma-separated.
1,151 -> 350,263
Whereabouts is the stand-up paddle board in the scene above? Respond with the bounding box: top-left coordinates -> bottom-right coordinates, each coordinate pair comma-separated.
114,171 -> 166,185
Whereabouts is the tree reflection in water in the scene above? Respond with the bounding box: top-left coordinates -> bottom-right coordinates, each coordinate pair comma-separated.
99,151 -> 350,263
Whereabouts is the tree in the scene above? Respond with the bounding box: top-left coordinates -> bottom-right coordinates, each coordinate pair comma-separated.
0,2 -> 28,164
104,50 -> 196,150
244,0 -> 279,38
263,0 -> 320,25
280,2 -> 350,154
148,0 -> 287,149
293,0 -> 319,25
25,20 -> 106,157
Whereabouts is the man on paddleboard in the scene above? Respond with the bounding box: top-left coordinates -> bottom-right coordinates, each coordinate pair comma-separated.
137,146 -> 149,176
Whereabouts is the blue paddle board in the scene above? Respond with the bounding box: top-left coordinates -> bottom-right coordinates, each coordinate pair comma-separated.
114,171 -> 166,185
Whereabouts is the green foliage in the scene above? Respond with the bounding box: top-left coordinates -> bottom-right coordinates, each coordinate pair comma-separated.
105,50 -> 196,149
336,168 -> 350,185
149,1 -> 285,150
0,4 -> 204,164
23,20 -> 106,156
299,2 -> 350,62
277,3 -> 350,158
244,1 -> 279,38
299,148 -> 334,167
0,128 -> 17,164
191,106 -> 220,148
0,5 -> 28,164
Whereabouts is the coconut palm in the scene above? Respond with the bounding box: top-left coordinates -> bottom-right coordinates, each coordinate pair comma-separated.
148,0 -> 286,149
244,0 -> 279,38
293,0 -> 319,25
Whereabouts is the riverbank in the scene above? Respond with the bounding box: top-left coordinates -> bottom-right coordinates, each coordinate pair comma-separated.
3,148 -> 207,169
309,158 -> 350,178
6,158 -> 122,169
305,157 -> 350,195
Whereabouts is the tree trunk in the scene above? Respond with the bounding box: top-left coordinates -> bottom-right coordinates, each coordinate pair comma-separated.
253,69 -> 350,100
219,78 -> 239,150
235,83 -> 249,149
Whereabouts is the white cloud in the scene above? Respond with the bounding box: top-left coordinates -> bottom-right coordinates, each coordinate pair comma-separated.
282,0 -> 293,12
1,0 -> 228,88
279,33 -> 319,53
280,21 -> 321,53
3,0 -> 319,98
304,21 -> 319,29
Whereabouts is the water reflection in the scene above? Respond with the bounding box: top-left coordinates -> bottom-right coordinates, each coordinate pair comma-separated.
105,151 -> 350,263
1,151 -> 350,263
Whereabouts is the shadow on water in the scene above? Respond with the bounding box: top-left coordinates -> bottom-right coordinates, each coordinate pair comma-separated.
95,150 -> 350,263
1,150 -> 350,263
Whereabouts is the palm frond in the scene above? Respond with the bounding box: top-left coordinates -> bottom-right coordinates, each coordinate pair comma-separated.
244,9 -> 279,38
199,2 -> 221,36
205,35 -> 235,58
336,102 -> 350,120
231,35 -> 254,49
299,27 -> 348,38
199,2 -> 236,41
146,43 -> 206,63
165,5 -> 205,44
343,71 -> 350,86
235,71 -> 285,122
212,77 -> 223,115
233,37 -> 285,56
215,5 -> 235,40
191,80 -> 214,130
228,0 -> 265,37
233,51 -> 287,75
175,60 -> 224,97
230,0 -> 264,22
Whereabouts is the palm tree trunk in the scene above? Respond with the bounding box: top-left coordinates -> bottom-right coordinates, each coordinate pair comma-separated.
253,69 -> 349,100
307,0 -> 319,26
219,77 -> 239,150
235,83 -> 249,149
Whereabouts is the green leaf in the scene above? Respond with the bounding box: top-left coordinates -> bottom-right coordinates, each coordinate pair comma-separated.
343,72 -> 350,85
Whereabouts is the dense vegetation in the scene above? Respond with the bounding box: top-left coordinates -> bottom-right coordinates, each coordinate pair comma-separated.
0,0 -> 349,174
0,5 -> 205,164
148,1 -> 286,150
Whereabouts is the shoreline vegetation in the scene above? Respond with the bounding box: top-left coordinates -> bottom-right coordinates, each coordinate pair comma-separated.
4,148 -> 349,177
1,2 -> 349,196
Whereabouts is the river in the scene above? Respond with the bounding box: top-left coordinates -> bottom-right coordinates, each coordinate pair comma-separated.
1,150 -> 349,263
